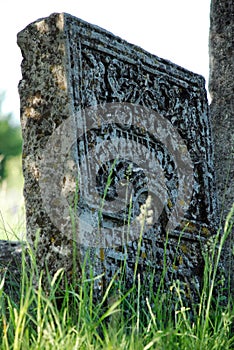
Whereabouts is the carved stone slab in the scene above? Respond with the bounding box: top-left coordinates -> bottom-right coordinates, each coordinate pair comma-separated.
17,13 -> 218,299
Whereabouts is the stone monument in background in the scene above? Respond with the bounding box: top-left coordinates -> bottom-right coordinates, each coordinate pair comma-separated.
209,0 -> 234,286
17,13 -> 218,300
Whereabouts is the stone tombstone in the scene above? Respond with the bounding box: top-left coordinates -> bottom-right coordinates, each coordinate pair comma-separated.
17,13 -> 217,299
209,0 -> 234,287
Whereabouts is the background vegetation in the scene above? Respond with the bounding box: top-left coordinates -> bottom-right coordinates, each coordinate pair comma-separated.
0,95 -> 25,240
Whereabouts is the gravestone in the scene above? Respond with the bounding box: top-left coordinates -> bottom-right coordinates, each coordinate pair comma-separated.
17,13 -> 218,300
209,0 -> 234,289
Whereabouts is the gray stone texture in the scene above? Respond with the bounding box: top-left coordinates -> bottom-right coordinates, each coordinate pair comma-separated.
0,240 -> 27,300
209,0 -> 234,286
17,13 -> 218,300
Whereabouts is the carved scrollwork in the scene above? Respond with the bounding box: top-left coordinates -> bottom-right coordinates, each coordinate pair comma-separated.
76,48 -> 212,225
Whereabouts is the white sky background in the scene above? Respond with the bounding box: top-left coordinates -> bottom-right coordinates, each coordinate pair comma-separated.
0,0 -> 211,123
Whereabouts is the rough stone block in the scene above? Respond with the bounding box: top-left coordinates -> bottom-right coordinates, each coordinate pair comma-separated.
17,13 -> 218,300
209,0 -> 234,291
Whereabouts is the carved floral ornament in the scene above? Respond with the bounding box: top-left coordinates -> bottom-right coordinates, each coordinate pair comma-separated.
39,102 -> 194,248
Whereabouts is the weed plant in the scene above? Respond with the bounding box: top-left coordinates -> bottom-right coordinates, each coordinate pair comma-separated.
1,169 -> 233,349
0,204 -> 233,349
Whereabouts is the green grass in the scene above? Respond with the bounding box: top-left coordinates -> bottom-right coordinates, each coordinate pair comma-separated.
0,157 -> 233,349
0,205 -> 233,350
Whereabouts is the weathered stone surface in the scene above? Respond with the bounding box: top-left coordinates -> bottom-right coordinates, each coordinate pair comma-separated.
0,240 -> 27,299
17,13 -> 218,299
209,0 -> 234,287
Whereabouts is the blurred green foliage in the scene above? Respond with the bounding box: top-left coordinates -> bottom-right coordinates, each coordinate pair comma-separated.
0,95 -> 22,183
